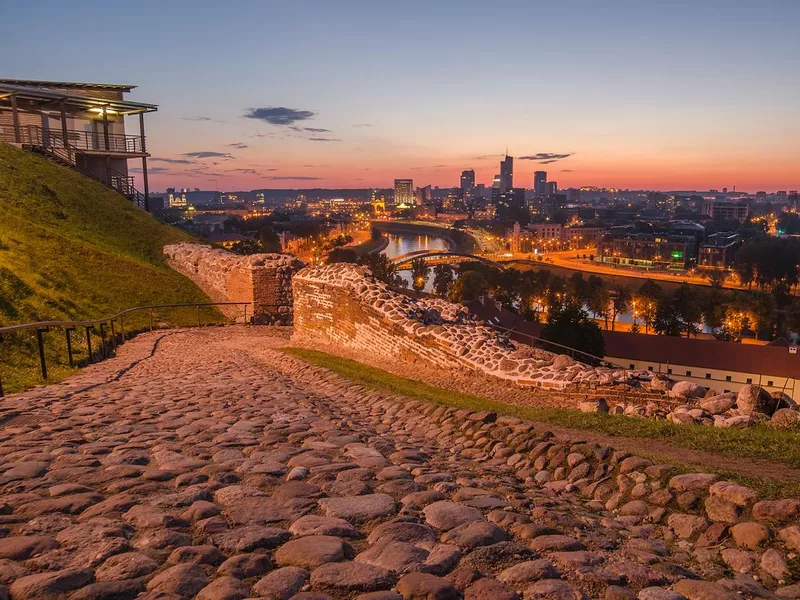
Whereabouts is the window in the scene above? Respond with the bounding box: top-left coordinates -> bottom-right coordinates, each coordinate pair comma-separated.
686,370 -> 692,376
648,366 -> 653,371
767,380 -> 774,387
746,378 -> 753,384
629,364 -> 634,370
667,368 -> 673,375
725,375 -> 732,382
705,373 -> 711,379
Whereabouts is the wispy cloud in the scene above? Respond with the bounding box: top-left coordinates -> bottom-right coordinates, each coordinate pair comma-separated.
518,152 -> 574,163
227,142 -> 249,149
244,106 -> 315,126
292,127 -> 331,133
181,116 -> 213,122
182,151 -> 233,159
131,166 -> 169,174
308,137 -> 341,142
266,176 -> 323,181
228,168 -> 258,175
353,123 -> 373,128
151,157 -> 194,164
475,154 -> 503,160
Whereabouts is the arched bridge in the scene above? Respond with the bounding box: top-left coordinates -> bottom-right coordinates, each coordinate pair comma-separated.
390,250 -> 505,270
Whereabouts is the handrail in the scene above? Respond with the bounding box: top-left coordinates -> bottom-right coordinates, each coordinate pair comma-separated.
485,321 -> 624,369
0,301 -> 290,397
0,302 -> 249,335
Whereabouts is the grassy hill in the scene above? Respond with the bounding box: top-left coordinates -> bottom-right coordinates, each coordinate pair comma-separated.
0,143 -> 215,392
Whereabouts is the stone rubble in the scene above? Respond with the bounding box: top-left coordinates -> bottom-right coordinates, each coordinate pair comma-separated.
0,326 -> 798,600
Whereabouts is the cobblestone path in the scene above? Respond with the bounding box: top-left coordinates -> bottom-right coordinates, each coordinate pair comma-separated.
0,327 -> 798,600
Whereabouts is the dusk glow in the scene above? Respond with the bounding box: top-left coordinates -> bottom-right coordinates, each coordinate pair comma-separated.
3,0 -> 799,192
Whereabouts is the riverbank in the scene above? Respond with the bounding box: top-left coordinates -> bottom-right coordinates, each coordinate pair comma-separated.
350,235 -> 389,257
371,220 -> 478,254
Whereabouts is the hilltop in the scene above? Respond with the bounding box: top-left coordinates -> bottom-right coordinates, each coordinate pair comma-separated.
0,143 -> 212,391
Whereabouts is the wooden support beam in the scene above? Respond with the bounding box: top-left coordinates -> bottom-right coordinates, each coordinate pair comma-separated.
9,94 -> 20,143
139,113 -> 149,211
102,106 -> 110,152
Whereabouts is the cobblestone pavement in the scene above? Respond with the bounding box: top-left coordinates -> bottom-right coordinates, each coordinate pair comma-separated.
1,326 -> 799,600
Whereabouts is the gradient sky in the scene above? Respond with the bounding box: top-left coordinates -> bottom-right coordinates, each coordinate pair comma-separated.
3,0 -> 799,192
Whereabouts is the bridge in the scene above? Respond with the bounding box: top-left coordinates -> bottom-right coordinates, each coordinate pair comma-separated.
390,250 -> 505,270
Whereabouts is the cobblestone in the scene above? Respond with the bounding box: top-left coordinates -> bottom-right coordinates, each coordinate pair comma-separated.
0,326 -> 798,599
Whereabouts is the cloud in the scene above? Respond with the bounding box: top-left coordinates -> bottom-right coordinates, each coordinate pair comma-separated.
266,176 -> 323,181
228,168 -> 259,175
227,142 -> 249,149
308,137 -> 341,142
353,123 -> 372,127
518,152 -> 574,162
411,164 -> 448,170
560,169 -> 575,173
131,166 -> 169,174
181,116 -> 213,121
244,106 -> 315,126
182,151 -> 233,159
290,127 -> 331,133
151,157 -> 194,164
475,154 -> 503,160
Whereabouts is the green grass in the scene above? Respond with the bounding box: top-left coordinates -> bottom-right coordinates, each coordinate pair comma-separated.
283,347 -> 800,498
0,143 -> 220,392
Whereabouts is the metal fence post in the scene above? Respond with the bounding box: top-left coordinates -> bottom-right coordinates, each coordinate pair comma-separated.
197,305 -> 201,328
66,328 -> 74,368
36,328 -> 48,381
120,315 -> 125,341
110,320 -> 117,349
99,323 -> 107,358
149,310 -> 153,332
86,327 -> 93,364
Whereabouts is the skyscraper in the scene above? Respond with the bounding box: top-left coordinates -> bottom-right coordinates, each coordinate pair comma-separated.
394,179 -> 414,206
460,170 -> 475,201
499,155 -> 513,193
534,171 -> 547,198
546,181 -> 558,197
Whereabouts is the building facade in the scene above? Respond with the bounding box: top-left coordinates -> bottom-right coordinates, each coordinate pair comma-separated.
394,179 -> 414,207
0,79 -> 156,208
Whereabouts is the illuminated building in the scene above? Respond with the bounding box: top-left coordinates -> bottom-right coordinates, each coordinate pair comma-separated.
499,154 -> 513,193
701,199 -> 749,223
0,79 -> 157,208
460,169 -> 475,201
394,179 -> 414,207
534,171 -> 547,198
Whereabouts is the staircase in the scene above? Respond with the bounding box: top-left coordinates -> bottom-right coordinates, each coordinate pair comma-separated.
12,125 -> 185,229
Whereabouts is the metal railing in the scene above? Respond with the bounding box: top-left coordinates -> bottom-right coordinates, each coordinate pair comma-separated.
485,321 -> 623,369
8,125 -> 145,154
0,301 -> 290,397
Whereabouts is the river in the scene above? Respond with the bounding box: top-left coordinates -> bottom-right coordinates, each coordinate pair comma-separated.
381,233 -> 450,290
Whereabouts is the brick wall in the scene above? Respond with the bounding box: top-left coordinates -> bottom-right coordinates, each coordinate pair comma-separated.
164,243 -> 303,324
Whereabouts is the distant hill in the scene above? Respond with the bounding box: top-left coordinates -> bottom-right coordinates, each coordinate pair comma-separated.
0,143 -> 213,392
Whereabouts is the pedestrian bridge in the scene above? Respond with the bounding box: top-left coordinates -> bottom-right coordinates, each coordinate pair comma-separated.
390,250 -> 504,270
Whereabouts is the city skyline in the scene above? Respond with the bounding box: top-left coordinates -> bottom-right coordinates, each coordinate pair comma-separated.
3,0 -> 799,192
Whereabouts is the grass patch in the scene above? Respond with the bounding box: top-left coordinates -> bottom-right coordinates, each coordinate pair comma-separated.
0,143 -> 221,392
283,347 -> 800,498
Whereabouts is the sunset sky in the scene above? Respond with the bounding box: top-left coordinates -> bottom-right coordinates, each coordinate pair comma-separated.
3,0 -> 799,192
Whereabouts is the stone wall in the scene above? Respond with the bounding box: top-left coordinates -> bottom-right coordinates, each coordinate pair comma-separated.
291,263 -> 662,396
164,243 -> 303,324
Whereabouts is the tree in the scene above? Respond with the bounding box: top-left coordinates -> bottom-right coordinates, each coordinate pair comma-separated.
259,225 -> 282,253
541,305 -> 606,362
702,269 -> 727,288
635,280 -> 662,335
327,248 -> 358,263
699,287 -> 728,333
653,299 -> 683,337
230,239 -> 261,255
585,276 -> 609,329
448,270 -> 489,303
610,286 -> 632,331
777,212 -> 800,235
410,258 -> 430,292
787,299 -> 800,335
359,253 -> 404,287
432,265 -> 455,297
673,284 -> 703,338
